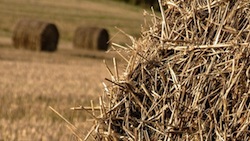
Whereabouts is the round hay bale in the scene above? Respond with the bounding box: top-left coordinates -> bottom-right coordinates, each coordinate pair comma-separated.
73,26 -> 109,51
12,19 -> 59,52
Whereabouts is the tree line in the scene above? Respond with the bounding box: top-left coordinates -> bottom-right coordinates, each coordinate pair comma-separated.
115,0 -> 160,10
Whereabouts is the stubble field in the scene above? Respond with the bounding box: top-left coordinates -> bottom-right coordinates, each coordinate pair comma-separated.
0,47 -> 113,140
0,0 -> 148,140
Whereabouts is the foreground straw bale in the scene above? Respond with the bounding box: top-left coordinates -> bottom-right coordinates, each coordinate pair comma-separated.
12,19 -> 59,52
74,0 -> 250,140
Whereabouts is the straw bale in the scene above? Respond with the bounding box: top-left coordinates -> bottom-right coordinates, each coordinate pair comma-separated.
73,26 -> 109,51
12,19 -> 59,52
73,0 -> 250,140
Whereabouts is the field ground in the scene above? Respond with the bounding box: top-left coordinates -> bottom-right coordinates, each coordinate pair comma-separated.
0,0 -> 151,140
0,45 -> 127,140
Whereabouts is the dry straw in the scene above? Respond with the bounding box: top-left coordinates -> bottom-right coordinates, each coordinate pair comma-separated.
12,19 -> 59,52
72,0 -> 250,140
73,26 -> 109,51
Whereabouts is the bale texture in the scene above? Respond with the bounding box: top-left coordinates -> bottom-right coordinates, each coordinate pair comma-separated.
12,19 -> 59,52
73,26 -> 109,51
75,0 -> 250,140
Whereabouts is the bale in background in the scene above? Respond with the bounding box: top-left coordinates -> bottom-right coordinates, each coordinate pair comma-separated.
12,19 -> 59,52
73,26 -> 109,51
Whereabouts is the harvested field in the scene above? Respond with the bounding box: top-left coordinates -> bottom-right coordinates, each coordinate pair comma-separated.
0,0 -> 149,140
0,46 -> 125,140
0,0 -> 154,140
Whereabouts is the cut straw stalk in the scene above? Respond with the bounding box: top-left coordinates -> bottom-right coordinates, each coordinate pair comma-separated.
166,42 -> 250,51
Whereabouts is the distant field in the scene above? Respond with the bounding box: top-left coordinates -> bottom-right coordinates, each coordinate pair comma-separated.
0,0 -> 152,140
0,0 -> 149,46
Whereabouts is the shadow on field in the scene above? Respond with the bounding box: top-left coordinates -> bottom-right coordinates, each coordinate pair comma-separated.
71,53 -> 107,60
